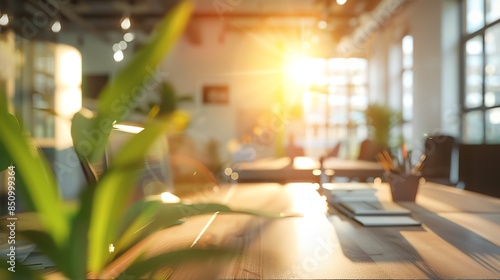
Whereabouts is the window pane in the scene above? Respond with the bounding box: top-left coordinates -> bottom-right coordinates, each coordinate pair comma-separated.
486,0 -> 500,24
402,35 -> 413,68
486,108 -> 500,143
485,91 -> 500,107
303,92 -> 327,124
485,24 -> 500,107
465,36 -> 484,108
350,88 -> 368,111
402,70 -> 413,121
463,111 -> 484,144
466,0 -> 485,33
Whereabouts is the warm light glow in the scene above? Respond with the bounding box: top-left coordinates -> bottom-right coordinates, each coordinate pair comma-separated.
161,192 -> 181,203
311,35 -> 320,44
285,57 -> 327,86
121,17 -> 131,30
230,172 -> 239,180
113,50 -> 124,62
59,50 -> 82,87
324,169 -> 335,176
55,45 -> 82,149
0,14 -> 9,26
60,88 -> 82,118
302,41 -> 311,50
224,167 -> 233,176
337,0 -> 347,5
124,32 -> 135,42
51,20 -> 62,33
317,20 -> 328,29
108,244 -> 115,253
312,169 -> 322,176
113,124 -> 144,134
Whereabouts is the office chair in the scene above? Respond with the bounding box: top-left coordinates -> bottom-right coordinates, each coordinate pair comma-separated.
420,135 -> 456,186
358,139 -> 379,162
458,144 -> 500,198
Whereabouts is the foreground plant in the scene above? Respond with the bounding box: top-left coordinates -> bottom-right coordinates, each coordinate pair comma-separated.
0,1 -> 294,279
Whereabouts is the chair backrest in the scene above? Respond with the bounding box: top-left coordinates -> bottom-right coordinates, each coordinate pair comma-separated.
420,135 -> 455,181
459,144 -> 500,198
357,139 -> 378,162
326,141 -> 342,158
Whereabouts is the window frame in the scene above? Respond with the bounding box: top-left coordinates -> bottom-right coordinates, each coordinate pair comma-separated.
461,0 -> 500,144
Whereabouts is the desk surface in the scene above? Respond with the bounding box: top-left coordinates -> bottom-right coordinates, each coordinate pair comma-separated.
103,181 -> 500,279
235,157 -> 383,183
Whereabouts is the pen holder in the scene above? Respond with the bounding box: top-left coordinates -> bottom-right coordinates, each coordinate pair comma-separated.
386,173 -> 421,202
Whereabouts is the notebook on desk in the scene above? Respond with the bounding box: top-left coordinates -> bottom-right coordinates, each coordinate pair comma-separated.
332,200 -> 421,226
338,200 -> 411,216
353,216 -> 421,226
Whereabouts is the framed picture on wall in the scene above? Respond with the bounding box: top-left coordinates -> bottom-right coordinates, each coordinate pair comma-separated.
202,85 -> 229,104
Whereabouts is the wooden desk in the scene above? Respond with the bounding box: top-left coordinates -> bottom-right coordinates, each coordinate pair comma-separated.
102,182 -> 500,279
233,157 -> 292,183
293,156 -> 384,181
234,157 -> 384,183
189,182 -> 499,279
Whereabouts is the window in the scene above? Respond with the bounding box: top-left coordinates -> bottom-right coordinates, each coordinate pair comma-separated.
402,35 -> 414,145
462,0 -> 500,144
299,58 -> 369,157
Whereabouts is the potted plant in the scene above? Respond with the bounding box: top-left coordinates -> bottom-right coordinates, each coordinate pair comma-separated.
364,104 -> 403,151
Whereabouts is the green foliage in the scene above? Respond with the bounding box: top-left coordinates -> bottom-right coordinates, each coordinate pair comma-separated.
0,2 -> 296,279
134,81 -> 194,119
364,104 -> 403,149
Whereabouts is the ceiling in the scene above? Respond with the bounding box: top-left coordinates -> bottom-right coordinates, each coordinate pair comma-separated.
4,0 -> 393,55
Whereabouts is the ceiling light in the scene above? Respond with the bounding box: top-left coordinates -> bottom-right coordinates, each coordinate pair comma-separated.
121,16 -> 131,30
337,0 -> 348,5
0,13 -> 9,26
51,20 -> 62,33
123,32 -> 135,42
118,40 -> 127,50
113,50 -> 124,62
318,20 -> 328,30
112,43 -> 120,52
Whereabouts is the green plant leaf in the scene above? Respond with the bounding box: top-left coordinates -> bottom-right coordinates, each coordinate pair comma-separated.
114,201 -> 300,258
88,113 -> 189,273
0,113 -> 19,171
0,259 -> 44,280
121,248 -> 235,279
71,0 -> 193,163
64,184 -> 97,280
18,230 -> 64,272
0,113 -> 69,248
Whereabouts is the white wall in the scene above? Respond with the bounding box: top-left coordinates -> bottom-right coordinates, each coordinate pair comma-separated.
61,19 -> 299,162
367,0 -> 460,152
160,19 -> 299,161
